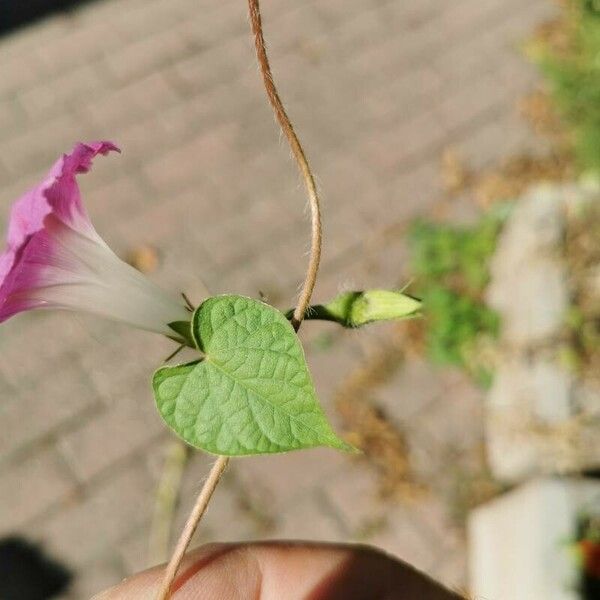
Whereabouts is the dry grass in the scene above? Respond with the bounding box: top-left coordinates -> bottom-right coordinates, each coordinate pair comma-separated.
440,146 -> 574,208
565,200 -> 600,384
333,336 -> 426,501
519,89 -> 568,141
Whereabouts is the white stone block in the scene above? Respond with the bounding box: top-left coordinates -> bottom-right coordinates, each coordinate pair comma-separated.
469,478 -> 600,600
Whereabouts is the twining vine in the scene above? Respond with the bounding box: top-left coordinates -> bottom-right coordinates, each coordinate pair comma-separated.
156,0 -> 326,596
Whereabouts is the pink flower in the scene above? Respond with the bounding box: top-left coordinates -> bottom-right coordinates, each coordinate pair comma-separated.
0,142 -> 191,340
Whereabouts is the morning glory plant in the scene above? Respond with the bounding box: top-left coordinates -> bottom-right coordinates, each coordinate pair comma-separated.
0,1 -> 422,598
0,144 -> 417,459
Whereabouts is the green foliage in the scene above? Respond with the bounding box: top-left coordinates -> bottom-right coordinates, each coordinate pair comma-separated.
423,287 -> 500,363
408,210 -> 506,386
409,213 -> 503,294
532,0 -> 600,173
153,295 -> 353,456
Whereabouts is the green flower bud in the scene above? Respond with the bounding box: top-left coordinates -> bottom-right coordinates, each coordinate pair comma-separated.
300,289 -> 421,328
347,289 -> 422,326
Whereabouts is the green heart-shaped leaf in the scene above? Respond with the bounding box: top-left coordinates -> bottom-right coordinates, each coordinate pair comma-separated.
153,295 -> 353,456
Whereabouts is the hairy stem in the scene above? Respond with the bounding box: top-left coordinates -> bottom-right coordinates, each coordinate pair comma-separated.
156,1 -> 323,596
248,0 -> 323,331
156,456 -> 229,600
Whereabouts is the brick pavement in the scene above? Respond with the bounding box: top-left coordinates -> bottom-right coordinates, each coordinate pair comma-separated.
0,0 -> 555,596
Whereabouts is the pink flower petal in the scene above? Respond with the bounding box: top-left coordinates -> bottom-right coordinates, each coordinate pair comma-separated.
0,142 -> 118,321
0,141 -> 190,338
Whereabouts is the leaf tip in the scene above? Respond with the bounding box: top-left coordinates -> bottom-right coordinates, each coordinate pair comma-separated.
325,435 -> 361,454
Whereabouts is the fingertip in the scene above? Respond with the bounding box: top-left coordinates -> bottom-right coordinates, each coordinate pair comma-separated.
90,544 -> 232,600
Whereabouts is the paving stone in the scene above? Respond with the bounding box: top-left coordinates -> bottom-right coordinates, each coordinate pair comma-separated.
435,73 -> 508,138
62,553 -> 125,599
0,0 -> 554,592
33,18 -> 118,76
29,460 -> 154,568
77,330 -> 170,403
268,490 -> 346,542
0,51 -> 45,99
416,375 -> 485,453
403,420 -> 449,486
118,526 -> 153,575
0,361 -> 101,461
0,448 -> 76,534
411,496 -> 465,550
171,33 -> 252,95
232,448 -> 350,517
453,109 -> 535,172
324,462 -> 388,534
103,25 -> 197,84
105,0 -> 192,43
143,122 -> 240,196
83,175 -> 153,244
376,358 -> 447,428
19,63 -> 105,122
0,97 -> 26,139
366,504 -> 441,576
58,398 -> 165,483
0,312 -> 94,387
85,71 -> 181,131
1,113 -> 90,178
263,2 -> 329,54
305,332 -> 363,403
362,110 -> 447,177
